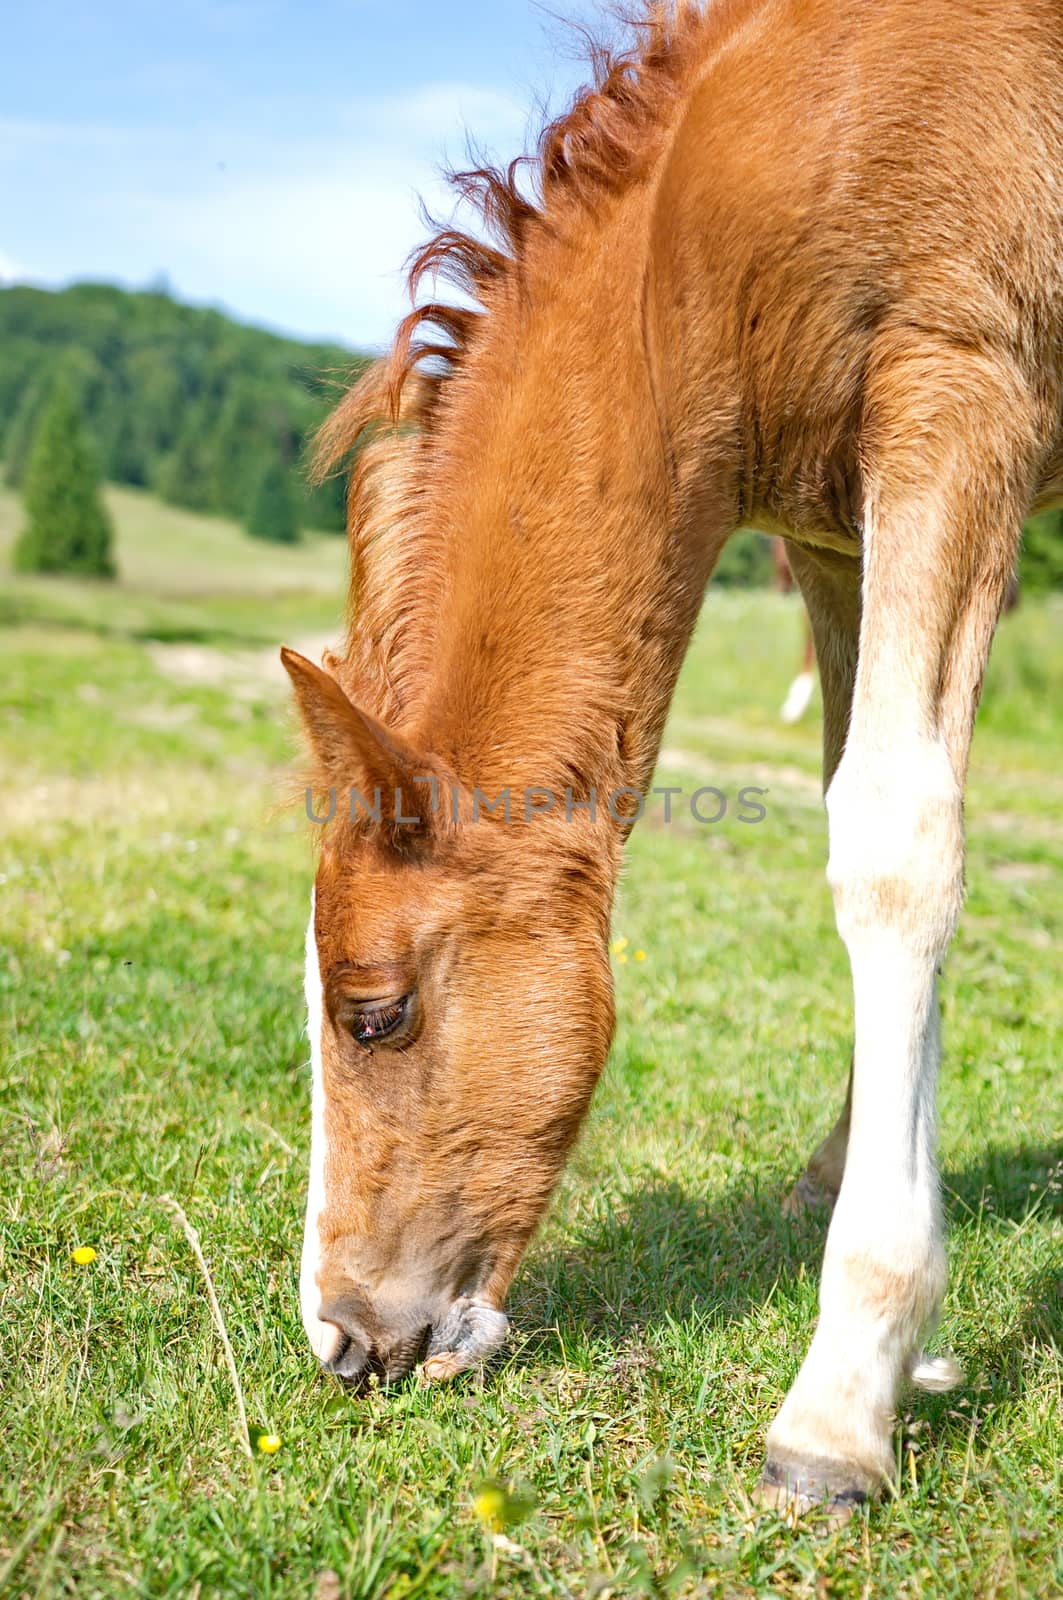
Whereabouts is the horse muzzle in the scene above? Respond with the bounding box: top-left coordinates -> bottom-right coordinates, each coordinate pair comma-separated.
316,1288 -> 509,1385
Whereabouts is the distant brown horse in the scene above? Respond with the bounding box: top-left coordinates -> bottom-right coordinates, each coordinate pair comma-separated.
281,0 -> 1062,1517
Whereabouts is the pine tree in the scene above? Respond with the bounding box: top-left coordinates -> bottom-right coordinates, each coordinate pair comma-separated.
245,456 -> 301,544
155,404 -> 214,510
713,529 -> 776,587
208,379 -> 275,515
303,468 -> 347,534
1020,509 -> 1063,593
12,383 -> 116,578
4,378 -> 49,488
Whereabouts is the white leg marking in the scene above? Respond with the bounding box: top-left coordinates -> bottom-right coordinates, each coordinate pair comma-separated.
766,734 -> 963,1488
300,889 -> 341,1364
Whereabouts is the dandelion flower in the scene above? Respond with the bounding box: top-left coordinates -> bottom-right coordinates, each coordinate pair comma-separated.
71,1246 -> 97,1265
616,952 -> 628,964
257,1433 -> 282,1454
610,936 -> 629,955
634,949 -> 647,962
474,1486 -> 506,1527
473,1480 -> 535,1531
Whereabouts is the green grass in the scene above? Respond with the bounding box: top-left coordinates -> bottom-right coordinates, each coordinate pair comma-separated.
0,482 -> 348,643
1,491 -> 1060,1597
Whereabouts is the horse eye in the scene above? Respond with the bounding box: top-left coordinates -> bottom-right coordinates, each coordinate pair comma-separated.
348,995 -> 411,1046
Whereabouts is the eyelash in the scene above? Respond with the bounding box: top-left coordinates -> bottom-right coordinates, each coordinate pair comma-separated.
349,996 -> 409,1046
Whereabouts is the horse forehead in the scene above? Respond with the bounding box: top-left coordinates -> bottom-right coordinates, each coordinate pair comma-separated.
313,849 -> 465,965
313,850 -> 406,938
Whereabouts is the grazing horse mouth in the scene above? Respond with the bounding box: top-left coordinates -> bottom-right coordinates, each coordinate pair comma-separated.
319,1297 -> 511,1387
325,1324 -> 432,1387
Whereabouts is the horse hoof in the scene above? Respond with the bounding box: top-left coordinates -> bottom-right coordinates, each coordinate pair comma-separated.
754,1455 -> 876,1524
782,1173 -> 838,1218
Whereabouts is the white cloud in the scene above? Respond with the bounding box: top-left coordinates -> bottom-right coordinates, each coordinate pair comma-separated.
374,83 -> 530,145
0,82 -> 534,348
0,248 -> 26,282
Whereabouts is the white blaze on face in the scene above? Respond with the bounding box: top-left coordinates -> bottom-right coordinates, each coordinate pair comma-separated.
300,890 -> 342,1364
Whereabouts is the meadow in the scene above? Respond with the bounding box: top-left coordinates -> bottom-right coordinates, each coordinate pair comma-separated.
1,483 -> 1060,1597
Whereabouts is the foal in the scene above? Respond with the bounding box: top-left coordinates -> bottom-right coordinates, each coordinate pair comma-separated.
282,0 -> 1063,1514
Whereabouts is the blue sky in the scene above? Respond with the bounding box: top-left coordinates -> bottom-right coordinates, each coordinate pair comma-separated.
0,1 -> 606,350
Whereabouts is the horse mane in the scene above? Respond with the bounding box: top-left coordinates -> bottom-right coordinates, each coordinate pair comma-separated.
312,2 -> 707,720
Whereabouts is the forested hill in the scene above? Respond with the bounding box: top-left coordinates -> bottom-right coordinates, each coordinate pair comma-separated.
1,280 -> 1059,582
0,282 -> 370,533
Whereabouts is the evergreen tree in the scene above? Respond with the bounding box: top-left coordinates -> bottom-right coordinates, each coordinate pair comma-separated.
155,403 -> 214,510
245,456 -> 300,544
1020,509 -> 1063,593
713,529 -> 776,587
208,378 -> 276,515
302,467 -> 347,535
4,377 -> 49,488
12,383 -> 116,578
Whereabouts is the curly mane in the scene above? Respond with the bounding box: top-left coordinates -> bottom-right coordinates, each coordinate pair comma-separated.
312,2 -> 707,718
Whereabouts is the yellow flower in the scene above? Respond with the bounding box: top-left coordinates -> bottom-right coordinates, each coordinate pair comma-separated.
616,951 -> 628,964
610,936 -> 629,955
257,1433 -> 282,1454
71,1246 -> 97,1265
634,949 -> 646,962
473,1480 -> 535,1531
474,1486 -> 506,1527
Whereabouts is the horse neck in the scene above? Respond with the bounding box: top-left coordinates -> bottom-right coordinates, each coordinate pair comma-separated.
407,191 -> 733,804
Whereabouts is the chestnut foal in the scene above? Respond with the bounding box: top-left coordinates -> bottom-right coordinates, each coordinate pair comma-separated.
281,0 -> 1063,1514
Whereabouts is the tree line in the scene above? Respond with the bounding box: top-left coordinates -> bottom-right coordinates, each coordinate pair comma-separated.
1,280 -> 1059,587
0,281 -> 368,564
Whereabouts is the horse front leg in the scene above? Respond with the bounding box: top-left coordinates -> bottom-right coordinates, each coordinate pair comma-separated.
761,730 -> 963,1512
758,347 -> 1036,1514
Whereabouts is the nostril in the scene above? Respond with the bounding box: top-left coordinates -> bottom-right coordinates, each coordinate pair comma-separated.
318,1294 -> 371,1383
327,1331 -> 369,1383
316,1294 -> 431,1385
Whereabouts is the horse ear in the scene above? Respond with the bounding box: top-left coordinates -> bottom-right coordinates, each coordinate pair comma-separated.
280,647 -> 437,826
